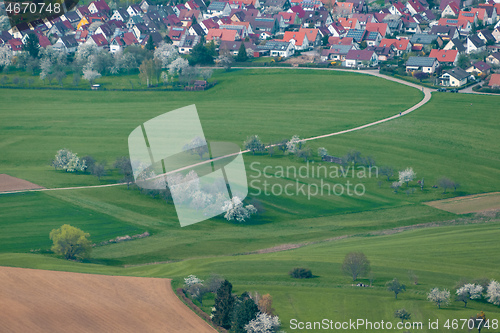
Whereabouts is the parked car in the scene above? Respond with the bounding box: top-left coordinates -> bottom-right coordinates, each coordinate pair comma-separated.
437,88 -> 446,92
450,89 -> 458,93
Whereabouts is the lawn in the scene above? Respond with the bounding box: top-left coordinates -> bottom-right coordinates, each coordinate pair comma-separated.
1,69 -> 500,332
1,221 -> 500,332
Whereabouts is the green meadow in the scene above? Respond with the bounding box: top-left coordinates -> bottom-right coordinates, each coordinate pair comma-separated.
1,69 -> 500,332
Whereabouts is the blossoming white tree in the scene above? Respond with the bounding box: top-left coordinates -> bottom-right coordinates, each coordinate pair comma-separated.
427,288 -> 450,308
154,42 -> 178,68
168,57 -> 189,77
184,274 -> 203,287
52,149 -> 86,172
398,167 -> 416,186
244,312 -> 281,333
0,45 -> 13,69
487,280 -> 500,306
223,197 -> 257,223
286,135 -> 302,154
456,283 -> 483,307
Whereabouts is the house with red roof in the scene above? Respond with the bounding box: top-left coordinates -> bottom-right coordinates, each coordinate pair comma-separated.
458,10 -> 479,25
338,18 -> 360,31
328,36 -> 354,46
110,32 -> 138,52
442,2 -> 460,17
406,0 -> 425,15
327,22 -> 346,37
206,28 -> 239,42
335,2 -> 354,17
389,2 -> 407,16
8,39 -> 24,53
440,0 -> 460,12
87,33 -> 109,49
488,73 -> 500,87
283,31 -> 309,50
88,0 -> 111,15
378,38 -> 411,55
299,28 -> 320,46
429,49 -> 458,66
438,18 -> 472,34
365,22 -> 390,37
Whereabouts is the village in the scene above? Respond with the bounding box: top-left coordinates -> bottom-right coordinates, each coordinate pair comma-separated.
1,0 -> 500,88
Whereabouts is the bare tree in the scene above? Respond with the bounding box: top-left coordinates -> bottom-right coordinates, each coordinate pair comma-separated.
342,252 -> 371,281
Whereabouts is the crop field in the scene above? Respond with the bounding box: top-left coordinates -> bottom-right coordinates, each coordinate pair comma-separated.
1,69 -> 500,332
425,192 -> 500,214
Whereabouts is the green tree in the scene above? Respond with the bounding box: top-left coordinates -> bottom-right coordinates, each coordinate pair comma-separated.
387,278 -> 406,299
394,309 -> 411,323
189,38 -> 216,65
231,297 -> 259,333
49,224 -> 92,260
457,53 -> 471,69
236,42 -> 248,62
213,280 -> 235,329
146,35 -> 155,51
244,135 -> 265,154
23,33 -> 40,58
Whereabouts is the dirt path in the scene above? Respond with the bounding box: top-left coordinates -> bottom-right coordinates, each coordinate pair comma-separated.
0,68 -> 433,195
0,266 -> 216,333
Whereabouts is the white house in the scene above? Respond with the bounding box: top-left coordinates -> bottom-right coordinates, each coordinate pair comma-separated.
344,49 -> 378,67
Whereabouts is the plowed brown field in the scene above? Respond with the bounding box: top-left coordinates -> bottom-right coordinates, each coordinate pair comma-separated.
0,266 -> 216,333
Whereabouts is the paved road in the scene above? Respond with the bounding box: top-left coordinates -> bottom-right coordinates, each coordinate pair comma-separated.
0,68 -> 433,195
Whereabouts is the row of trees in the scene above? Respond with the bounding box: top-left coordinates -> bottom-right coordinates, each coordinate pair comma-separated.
341,251 -> 500,312
0,34 -> 215,88
183,275 -> 281,333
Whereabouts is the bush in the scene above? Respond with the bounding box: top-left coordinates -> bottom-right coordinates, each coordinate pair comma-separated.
289,268 -> 313,279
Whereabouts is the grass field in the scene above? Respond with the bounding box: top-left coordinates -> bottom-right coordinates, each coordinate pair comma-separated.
1,69 -> 500,332
1,221 -> 500,332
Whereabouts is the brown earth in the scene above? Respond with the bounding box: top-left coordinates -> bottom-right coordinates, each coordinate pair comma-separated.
0,174 -> 44,192
424,192 -> 500,214
0,266 -> 217,333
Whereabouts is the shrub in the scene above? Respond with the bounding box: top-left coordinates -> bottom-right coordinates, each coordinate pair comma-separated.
289,268 -> 313,279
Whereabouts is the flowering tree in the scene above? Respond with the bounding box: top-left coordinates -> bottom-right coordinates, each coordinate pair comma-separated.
83,68 -> 101,85
223,197 -> 257,223
456,283 -> 483,307
286,135 -> 302,154
398,167 -> 416,186
487,280 -> 500,306
245,312 -> 281,333
427,288 -> 450,308
154,42 -> 178,68
0,45 -> 13,69
184,274 -> 204,287
318,147 -> 328,158
168,57 -> 189,77
52,149 -> 86,172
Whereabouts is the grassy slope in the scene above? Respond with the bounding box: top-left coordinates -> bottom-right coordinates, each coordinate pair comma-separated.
1,221 -> 499,332
0,69 -> 421,187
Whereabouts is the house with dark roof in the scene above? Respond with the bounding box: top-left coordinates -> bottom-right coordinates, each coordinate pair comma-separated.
344,49 -> 378,67
486,52 -> 500,66
405,56 -> 439,73
256,40 -> 295,57
207,1 -> 231,17
53,35 -> 78,53
439,68 -> 472,87
320,44 -> 353,61
467,34 -> 486,54
466,61 -> 491,75
443,37 -> 466,53
430,26 -> 459,41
